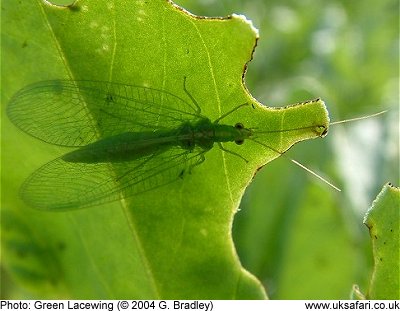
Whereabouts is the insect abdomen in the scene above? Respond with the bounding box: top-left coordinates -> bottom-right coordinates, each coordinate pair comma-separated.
62,131 -> 176,163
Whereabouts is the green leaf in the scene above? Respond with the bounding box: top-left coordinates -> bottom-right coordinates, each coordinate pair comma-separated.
1,0 -> 329,298
363,183 -> 400,299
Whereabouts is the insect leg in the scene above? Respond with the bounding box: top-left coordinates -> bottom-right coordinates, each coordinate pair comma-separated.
178,150 -> 209,178
183,76 -> 202,115
188,152 -> 207,173
217,142 -> 248,163
214,103 -> 250,124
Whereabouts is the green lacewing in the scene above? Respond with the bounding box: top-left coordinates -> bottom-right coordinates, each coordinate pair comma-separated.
7,78 -> 327,210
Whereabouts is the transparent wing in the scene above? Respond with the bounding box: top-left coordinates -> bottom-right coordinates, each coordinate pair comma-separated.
21,146 -> 205,210
7,80 -> 202,147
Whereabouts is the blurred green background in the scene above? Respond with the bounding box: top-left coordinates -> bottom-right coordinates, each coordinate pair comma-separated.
174,0 -> 398,299
2,0 -> 399,299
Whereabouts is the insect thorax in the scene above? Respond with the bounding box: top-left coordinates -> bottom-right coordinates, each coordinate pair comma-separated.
177,118 -> 215,151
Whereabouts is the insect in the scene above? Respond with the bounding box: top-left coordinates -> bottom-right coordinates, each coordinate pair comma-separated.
7,78 -> 328,210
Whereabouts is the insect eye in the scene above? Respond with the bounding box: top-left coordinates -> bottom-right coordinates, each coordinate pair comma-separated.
235,123 -> 244,129
235,139 -> 244,145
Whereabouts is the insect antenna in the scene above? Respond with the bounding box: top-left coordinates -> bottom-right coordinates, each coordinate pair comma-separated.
250,137 -> 342,192
249,109 -> 388,191
329,110 -> 387,125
